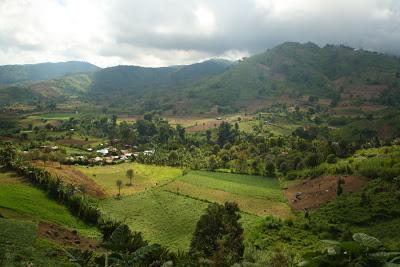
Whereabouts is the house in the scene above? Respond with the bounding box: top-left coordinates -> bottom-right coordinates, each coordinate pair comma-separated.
143,150 -> 155,156
96,148 -> 109,155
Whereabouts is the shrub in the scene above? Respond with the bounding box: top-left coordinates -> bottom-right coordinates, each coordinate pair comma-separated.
326,154 -> 337,164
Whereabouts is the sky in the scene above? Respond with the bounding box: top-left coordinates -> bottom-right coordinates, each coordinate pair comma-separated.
0,0 -> 399,67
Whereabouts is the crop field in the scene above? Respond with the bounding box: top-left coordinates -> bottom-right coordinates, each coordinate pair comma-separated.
0,170 -> 99,238
99,188 -> 260,251
95,169 -> 288,250
117,114 -> 252,133
163,171 -> 291,217
75,163 -> 182,195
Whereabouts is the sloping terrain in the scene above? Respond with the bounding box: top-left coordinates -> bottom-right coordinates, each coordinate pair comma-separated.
0,61 -> 99,85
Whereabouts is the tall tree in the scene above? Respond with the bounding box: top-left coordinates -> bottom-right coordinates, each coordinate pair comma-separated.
217,122 -> 235,147
126,169 -> 134,186
116,180 -> 123,198
190,202 -> 244,266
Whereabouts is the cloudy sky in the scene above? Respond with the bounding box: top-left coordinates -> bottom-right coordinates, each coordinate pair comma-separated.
0,0 -> 399,67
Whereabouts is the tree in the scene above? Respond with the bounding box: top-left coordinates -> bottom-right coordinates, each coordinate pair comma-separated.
190,202 -> 244,266
116,180 -> 123,198
126,169 -> 134,186
265,161 -> 275,177
168,150 -> 179,166
305,153 -> 319,168
279,161 -> 288,175
208,155 -> 218,171
206,130 -> 212,143
176,124 -> 186,143
217,122 -> 235,147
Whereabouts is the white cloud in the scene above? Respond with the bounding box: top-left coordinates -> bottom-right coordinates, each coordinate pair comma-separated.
0,0 -> 400,67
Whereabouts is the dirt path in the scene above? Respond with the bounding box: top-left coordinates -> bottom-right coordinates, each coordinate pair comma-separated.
38,221 -> 101,250
38,162 -> 107,198
284,175 -> 368,211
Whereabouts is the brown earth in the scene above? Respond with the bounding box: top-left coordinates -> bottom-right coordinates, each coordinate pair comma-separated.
38,162 -> 107,198
284,175 -> 368,211
38,221 -> 101,250
56,138 -> 95,146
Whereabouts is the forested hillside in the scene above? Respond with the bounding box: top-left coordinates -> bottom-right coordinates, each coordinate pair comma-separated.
0,61 -> 99,85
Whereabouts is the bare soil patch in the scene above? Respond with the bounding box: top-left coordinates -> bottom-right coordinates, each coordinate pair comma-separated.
39,163 -> 107,198
56,138 -> 95,146
38,221 -> 100,250
284,175 -> 368,211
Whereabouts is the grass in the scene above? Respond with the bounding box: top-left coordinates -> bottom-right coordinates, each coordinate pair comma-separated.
75,163 -> 182,195
0,218 -> 72,266
163,171 -> 291,217
0,170 -> 99,238
99,188 -> 260,251
178,171 -> 285,201
98,170 -> 288,250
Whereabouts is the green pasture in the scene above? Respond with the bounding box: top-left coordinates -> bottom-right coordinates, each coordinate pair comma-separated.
0,170 -> 99,238
75,163 -> 182,195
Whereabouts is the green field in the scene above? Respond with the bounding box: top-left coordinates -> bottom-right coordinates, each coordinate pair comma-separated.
99,188 -> 260,251
0,170 -> 99,238
76,163 -> 182,195
0,218 -> 72,266
163,171 -> 291,217
94,169 -> 287,251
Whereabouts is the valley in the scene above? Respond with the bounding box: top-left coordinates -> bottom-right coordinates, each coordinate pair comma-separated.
1,42 -> 400,266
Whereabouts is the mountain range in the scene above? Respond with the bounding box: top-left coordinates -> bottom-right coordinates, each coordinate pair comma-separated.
1,42 -> 400,112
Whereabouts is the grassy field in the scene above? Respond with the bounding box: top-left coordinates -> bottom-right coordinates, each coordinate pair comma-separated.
0,218 -> 73,266
96,170 -> 288,251
162,171 -> 291,218
0,170 -> 99,238
76,163 -> 182,195
99,188 -> 260,251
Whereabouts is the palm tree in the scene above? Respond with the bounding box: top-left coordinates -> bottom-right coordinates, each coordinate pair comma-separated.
116,179 -> 123,198
126,169 -> 134,186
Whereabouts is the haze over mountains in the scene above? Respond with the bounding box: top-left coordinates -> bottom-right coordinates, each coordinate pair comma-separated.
1,42 -> 400,112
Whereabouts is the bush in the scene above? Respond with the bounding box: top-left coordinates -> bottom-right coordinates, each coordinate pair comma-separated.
326,154 -> 337,164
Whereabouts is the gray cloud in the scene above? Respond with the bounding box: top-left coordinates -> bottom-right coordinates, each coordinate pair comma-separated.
0,0 -> 400,67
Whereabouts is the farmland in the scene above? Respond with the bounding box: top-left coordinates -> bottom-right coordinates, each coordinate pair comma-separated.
99,187 -> 261,251
0,169 -> 99,238
74,166 -> 285,250
76,162 -> 182,195
163,171 -> 291,217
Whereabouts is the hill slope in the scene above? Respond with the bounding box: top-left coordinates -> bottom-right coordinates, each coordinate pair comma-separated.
0,61 -> 99,85
186,42 -> 400,111
87,59 -> 232,108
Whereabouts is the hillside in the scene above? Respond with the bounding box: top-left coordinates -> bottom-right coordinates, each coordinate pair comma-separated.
87,59 -> 232,109
0,61 -> 99,85
185,42 -> 400,111
1,43 -> 400,113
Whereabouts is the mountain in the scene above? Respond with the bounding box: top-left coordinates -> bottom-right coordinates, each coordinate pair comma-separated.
1,43 -> 400,113
185,42 -> 400,111
0,61 -> 99,85
88,59 -> 232,107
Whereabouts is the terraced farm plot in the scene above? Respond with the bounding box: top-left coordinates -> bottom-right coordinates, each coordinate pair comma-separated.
99,189 -> 260,251
75,163 -> 182,195
163,171 -> 291,218
0,170 -> 99,238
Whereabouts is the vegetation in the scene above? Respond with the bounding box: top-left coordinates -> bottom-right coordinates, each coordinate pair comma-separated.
2,41 -> 400,266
